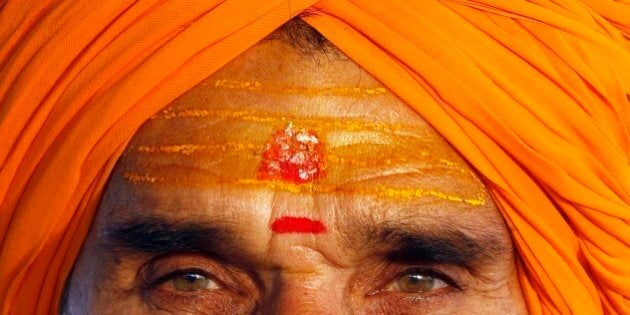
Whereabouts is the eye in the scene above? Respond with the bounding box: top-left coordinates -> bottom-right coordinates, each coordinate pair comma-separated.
386,268 -> 452,294
157,269 -> 220,292
172,272 -> 219,291
138,255 -> 260,313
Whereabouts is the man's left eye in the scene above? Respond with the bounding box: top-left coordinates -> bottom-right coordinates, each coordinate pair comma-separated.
170,272 -> 219,291
386,269 -> 450,294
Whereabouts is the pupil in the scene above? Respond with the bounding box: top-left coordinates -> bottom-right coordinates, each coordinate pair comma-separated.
399,273 -> 433,292
183,273 -> 202,283
408,274 -> 423,284
172,273 -> 210,291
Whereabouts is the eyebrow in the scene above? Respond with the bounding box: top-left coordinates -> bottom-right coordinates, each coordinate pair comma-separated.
100,216 -> 509,270
100,216 -> 233,256
362,224 -> 510,269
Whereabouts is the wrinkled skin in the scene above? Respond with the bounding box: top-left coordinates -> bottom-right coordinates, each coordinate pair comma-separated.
64,33 -> 527,314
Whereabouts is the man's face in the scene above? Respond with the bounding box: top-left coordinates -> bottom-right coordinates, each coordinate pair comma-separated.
65,37 -> 526,314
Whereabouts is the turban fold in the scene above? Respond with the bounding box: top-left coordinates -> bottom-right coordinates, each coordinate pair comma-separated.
1,0 -> 629,313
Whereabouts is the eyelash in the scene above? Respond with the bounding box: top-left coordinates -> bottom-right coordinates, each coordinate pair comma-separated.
137,257 -> 465,313
147,267 -> 215,288
145,266 -> 462,291
368,265 -> 464,303
394,267 -> 462,290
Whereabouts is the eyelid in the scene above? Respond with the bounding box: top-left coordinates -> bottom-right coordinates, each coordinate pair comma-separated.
394,267 -> 462,290
148,267 -> 219,288
138,252 -> 261,298
139,253 -> 227,290
136,254 -> 260,314
369,265 -> 463,299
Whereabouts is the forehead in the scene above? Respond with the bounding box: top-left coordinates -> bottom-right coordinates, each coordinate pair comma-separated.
102,39 -> 492,224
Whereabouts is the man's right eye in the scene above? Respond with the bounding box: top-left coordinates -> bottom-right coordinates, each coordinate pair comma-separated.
166,270 -> 220,291
139,259 -> 259,313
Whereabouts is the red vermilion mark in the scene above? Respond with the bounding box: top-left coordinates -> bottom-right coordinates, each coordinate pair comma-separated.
257,123 -> 326,184
271,216 -> 327,234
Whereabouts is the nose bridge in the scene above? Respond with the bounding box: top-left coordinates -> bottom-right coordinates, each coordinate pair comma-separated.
262,191 -> 350,314
261,271 -> 352,315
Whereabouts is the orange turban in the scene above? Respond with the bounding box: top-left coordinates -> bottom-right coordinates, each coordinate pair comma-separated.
1,0 -> 629,313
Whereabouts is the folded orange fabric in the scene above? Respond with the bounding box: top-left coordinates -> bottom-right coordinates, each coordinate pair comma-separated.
1,0 -> 628,313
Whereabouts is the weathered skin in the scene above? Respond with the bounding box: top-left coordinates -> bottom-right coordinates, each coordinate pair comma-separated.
65,33 -> 527,314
